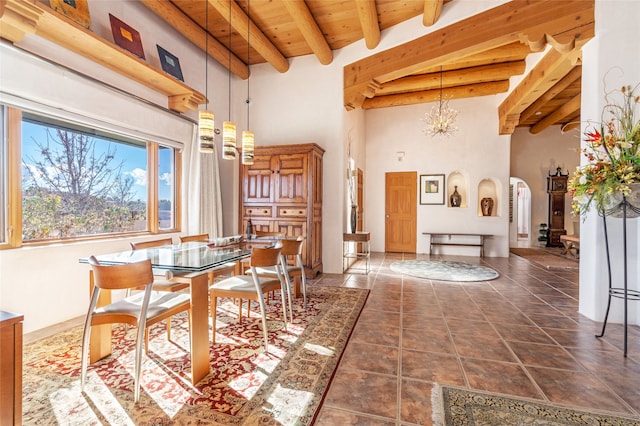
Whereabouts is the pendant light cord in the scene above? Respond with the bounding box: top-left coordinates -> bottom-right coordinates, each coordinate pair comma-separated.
246,0 -> 250,129
205,0 -> 209,110
228,1 -> 231,121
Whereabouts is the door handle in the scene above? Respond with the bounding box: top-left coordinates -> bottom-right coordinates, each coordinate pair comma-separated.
386,214 -> 390,218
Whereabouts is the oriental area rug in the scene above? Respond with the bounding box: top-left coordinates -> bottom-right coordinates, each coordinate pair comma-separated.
22,285 -> 368,425
390,260 -> 499,282
434,386 -> 640,426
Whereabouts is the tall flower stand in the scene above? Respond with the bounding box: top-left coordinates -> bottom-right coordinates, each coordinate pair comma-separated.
595,196 -> 640,357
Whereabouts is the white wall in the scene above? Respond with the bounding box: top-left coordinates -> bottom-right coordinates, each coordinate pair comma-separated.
510,126 -> 580,246
364,97 -> 511,256
578,0 -> 640,325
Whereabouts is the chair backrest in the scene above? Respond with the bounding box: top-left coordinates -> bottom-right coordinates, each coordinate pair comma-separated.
249,246 -> 282,268
255,230 -> 286,238
130,237 -> 173,250
280,238 -> 304,256
88,256 -> 154,290
179,233 -> 209,243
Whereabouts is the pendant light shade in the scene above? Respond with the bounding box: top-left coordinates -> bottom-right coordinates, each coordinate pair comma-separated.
242,130 -> 254,165
199,110 -> 215,153
222,121 -> 237,159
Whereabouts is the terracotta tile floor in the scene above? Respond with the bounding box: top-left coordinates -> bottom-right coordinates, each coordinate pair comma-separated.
313,252 -> 640,425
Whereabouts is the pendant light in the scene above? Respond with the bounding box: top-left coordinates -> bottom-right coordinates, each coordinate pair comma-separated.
199,0 -> 215,153
422,66 -> 459,138
222,1 -> 237,160
241,0 -> 254,165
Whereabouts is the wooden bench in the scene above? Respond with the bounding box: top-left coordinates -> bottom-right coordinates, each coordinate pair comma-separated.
560,234 -> 580,258
423,233 -> 493,257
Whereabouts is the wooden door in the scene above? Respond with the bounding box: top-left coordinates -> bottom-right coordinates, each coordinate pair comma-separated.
385,172 -> 417,253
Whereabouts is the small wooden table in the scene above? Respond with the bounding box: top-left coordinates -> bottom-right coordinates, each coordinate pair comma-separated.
423,232 -> 493,257
343,232 -> 371,274
560,234 -> 580,258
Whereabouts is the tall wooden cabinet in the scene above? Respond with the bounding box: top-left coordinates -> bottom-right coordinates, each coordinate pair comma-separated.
546,167 -> 568,247
239,143 -> 324,276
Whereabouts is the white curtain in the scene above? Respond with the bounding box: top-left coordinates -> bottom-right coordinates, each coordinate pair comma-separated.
185,127 -> 224,238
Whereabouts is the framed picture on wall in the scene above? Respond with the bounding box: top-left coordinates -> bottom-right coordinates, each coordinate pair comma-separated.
157,45 -> 184,81
50,0 -> 92,30
420,174 -> 445,205
109,14 -> 145,59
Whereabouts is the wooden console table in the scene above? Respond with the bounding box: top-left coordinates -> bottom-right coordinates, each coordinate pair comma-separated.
559,234 -> 580,258
0,311 -> 23,426
423,233 -> 492,257
343,232 -> 371,274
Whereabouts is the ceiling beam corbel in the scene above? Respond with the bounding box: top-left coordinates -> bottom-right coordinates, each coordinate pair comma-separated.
139,0 -> 249,79
423,0 -> 443,27
209,0 -> 289,73
0,0 -> 41,42
282,0 -> 332,65
355,0 -> 380,49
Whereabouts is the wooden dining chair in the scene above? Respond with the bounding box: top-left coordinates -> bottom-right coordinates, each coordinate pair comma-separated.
80,256 -> 191,402
249,237 -> 307,312
130,238 -> 188,341
179,233 -> 238,283
178,233 -> 209,243
210,246 -> 288,351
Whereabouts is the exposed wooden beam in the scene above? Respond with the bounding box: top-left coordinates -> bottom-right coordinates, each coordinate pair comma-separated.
498,48 -> 576,134
362,81 -> 510,109
520,66 -> 581,122
208,0 -> 289,73
529,94 -> 581,134
344,0 -> 594,110
282,0 -> 332,65
377,61 -> 525,96
355,0 -> 380,49
415,42 -> 532,73
139,0 -> 249,79
423,0 -> 443,27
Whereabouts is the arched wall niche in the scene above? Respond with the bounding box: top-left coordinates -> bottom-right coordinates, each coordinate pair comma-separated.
447,171 -> 468,208
478,178 -> 500,217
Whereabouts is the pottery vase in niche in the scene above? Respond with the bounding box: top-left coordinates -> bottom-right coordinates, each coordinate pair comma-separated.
481,197 -> 494,216
450,186 -> 462,207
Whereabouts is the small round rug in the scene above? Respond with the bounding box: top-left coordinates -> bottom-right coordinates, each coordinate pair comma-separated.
390,260 -> 499,282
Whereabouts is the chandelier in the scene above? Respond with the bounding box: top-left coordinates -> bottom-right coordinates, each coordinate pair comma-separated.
422,67 -> 458,137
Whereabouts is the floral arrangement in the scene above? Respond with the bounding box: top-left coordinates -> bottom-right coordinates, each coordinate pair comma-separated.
568,82 -> 640,218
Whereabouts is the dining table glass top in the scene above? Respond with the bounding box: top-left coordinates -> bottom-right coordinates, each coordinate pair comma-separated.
80,241 -> 251,272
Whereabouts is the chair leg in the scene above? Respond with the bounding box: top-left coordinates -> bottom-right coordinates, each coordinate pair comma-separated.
238,298 -> 243,323
211,292 -> 218,344
167,317 -> 172,341
134,316 -> 147,402
298,256 -> 308,308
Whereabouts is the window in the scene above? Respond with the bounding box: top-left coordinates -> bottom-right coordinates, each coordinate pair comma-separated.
3,109 -> 180,244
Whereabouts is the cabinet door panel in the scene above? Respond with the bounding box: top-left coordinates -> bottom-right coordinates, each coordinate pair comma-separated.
243,155 -> 273,203
274,154 -> 307,203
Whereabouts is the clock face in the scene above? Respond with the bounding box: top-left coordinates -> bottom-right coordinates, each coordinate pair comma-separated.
553,180 -> 566,191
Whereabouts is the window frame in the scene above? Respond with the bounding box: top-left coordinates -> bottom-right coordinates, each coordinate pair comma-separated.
1,106 -> 181,249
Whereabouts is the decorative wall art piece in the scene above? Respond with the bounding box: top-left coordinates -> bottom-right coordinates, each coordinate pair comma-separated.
157,45 -> 184,81
420,174 -> 445,205
50,0 -> 92,30
109,14 -> 145,59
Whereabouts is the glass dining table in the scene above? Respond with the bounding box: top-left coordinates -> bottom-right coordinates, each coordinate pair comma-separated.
79,241 -> 252,385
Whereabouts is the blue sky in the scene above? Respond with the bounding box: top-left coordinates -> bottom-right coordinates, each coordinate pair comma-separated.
22,121 -> 172,201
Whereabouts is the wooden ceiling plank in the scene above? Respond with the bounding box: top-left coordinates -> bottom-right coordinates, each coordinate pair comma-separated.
282,0 -> 333,65
529,93 -> 581,134
209,0 -> 289,73
362,81 -> 510,109
498,48 -> 576,134
344,0 -> 594,110
520,66 -> 581,122
423,0 -> 443,27
140,0 -> 249,79
355,0 -> 380,49
378,61 -> 526,95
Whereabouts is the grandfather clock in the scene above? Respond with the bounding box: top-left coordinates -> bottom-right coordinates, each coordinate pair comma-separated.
546,167 -> 568,247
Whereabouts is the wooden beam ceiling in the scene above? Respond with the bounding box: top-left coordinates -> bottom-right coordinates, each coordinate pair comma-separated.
344,0 -> 595,111
282,0 -> 332,65
355,0 -> 380,49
